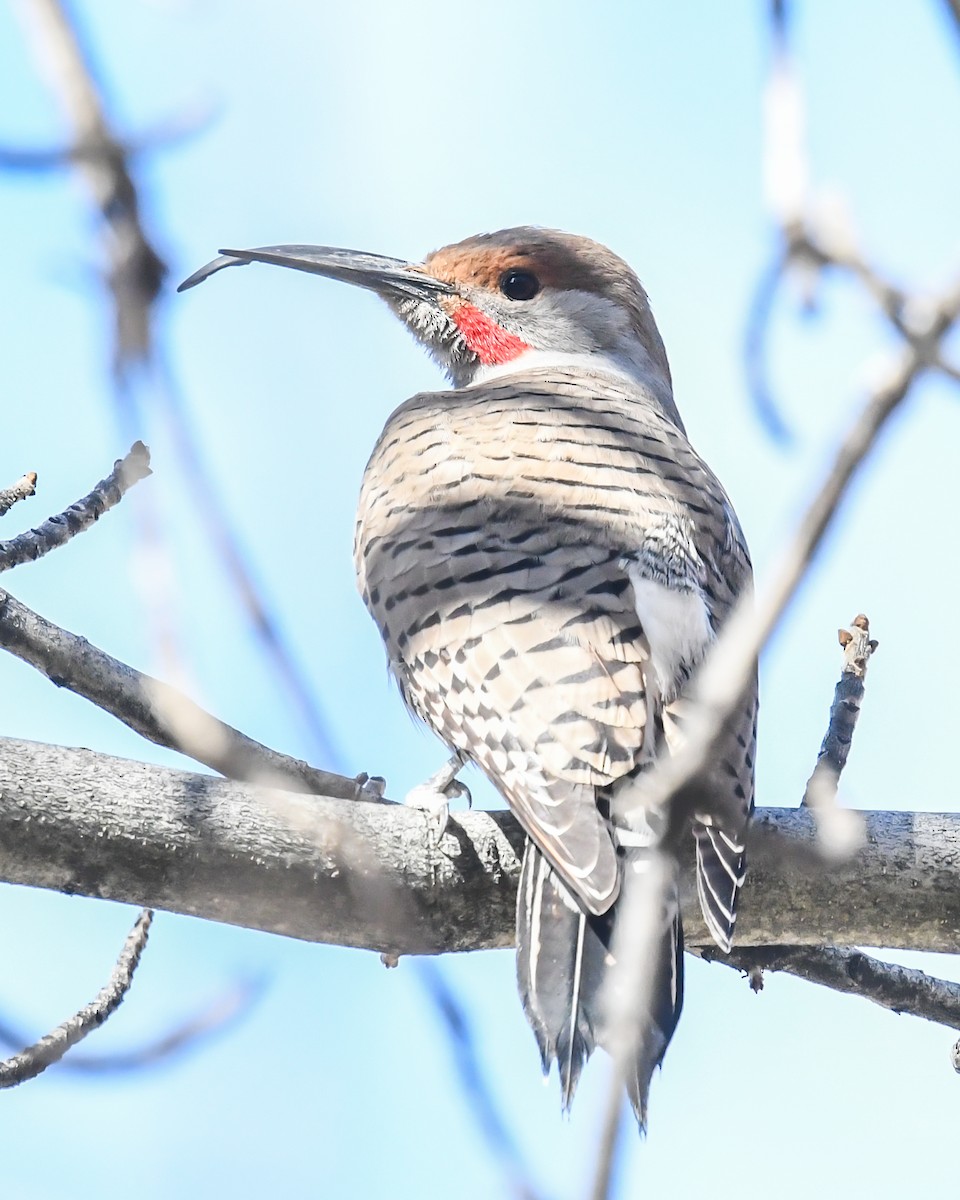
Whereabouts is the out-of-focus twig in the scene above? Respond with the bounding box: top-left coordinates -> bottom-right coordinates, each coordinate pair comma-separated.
749,0 -> 960,439
0,975 -> 265,1073
14,0 -> 165,373
0,442 -> 150,572
415,961 -> 546,1200
153,358 -> 345,769
943,0 -> 960,47
9,0 -> 344,769
0,472 -> 38,519
588,278 -> 960,1196
0,99 -> 215,172
744,248 -> 794,444
637,281 -> 960,838
0,908 -> 152,1087
590,852 -> 670,1200
750,0 -> 806,441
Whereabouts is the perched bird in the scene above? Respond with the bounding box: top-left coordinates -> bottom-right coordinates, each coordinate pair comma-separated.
180,228 -> 757,1128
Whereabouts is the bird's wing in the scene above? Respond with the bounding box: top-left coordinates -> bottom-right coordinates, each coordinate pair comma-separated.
355,373 -> 753,919
390,536 -> 655,916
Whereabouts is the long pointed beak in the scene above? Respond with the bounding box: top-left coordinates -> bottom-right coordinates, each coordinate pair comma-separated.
177,244 -> 452,302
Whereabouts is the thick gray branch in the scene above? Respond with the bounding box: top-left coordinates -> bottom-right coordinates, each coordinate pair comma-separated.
1,736 -> 958,956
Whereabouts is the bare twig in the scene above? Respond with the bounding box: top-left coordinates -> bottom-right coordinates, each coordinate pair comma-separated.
0,442 -> 150,572
0,471 -> 38,519
0,587 -> 361,800
803,613 -> 878,812
0,908 -> 152,1087
707,945 -> 960,1034
730,615 -> 878,1008
152,360 -> 344,769
0,976 -> 265,1072
14,0 -> 165,372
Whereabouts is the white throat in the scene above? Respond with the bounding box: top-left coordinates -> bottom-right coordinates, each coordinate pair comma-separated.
471,348 -> 681,429
474,349 -> 651,391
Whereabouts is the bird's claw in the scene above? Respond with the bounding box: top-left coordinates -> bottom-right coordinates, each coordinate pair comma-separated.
404,755 -> 469,845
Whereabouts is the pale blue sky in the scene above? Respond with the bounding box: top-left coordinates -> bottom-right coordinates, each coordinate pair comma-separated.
1,2 -> 959,1197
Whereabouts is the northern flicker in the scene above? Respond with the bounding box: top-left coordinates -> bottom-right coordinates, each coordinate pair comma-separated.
180,228 -> 757,1128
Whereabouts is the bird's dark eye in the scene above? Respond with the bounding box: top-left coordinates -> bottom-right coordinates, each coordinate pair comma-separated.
499,269 -> 540,301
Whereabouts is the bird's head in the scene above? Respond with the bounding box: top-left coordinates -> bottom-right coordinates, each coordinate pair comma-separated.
180,226 -> 677,422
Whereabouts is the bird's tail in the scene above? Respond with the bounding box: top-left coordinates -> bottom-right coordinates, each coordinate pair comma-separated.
515,841 -> 684,1130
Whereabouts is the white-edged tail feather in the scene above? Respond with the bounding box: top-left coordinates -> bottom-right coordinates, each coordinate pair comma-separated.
516,841 -> 683,1126
694,822 -> 747,953
563,913 -> 588,1110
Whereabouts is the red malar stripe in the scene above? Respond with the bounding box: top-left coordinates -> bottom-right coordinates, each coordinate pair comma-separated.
453,303 -> 528,365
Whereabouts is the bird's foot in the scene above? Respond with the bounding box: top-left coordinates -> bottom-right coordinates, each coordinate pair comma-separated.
405,754 -> 471,845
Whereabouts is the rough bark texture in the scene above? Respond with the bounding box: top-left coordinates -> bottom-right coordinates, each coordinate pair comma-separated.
1,736 -> 957,957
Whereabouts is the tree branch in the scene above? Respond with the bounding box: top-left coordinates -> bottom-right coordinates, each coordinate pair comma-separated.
705,945 -> 960,1033
14,0 -> 166,372
803,613 -> 878,806
802,613 -> 878,861
2,736 -> 959,957
10,2 -> 344,770
0,471 -> 38,519
0,908 -> 152,1087
0,588 -> 361,800
0,975 -> 264,1074
0,442 -> 150,572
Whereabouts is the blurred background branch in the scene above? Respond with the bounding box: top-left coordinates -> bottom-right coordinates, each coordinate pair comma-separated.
0,972 -> 265,1076
9,0 -> 342,765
